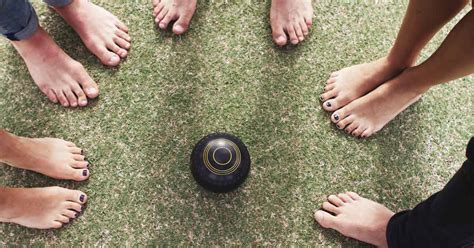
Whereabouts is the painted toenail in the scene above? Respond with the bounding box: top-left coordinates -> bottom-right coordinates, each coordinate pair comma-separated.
79,194 -> 85,202
320,95 -> 324,101
336,124 -> 340,128
326,102 -> 331,107
82,170 -> 88,176
75,213 -> 78,217
334,114 -> 339,121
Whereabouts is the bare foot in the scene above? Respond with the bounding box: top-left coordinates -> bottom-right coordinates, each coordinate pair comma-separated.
53,0 -> 131,66
320,57 -> 409,112
152,0 -> 197,35
0,130 -> 89,181
12,27 -> 99,107
0,187 -> 87,229
330,69 -> 426,138
270,0 -> 313,46
314,192 -> 394,247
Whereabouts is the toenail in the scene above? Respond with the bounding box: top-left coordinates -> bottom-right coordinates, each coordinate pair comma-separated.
334,114 -> 339,121
326,102 -> 331,107
79,194 -> 85,202
108,55 -> 120,64
315,211 -> 324,220
174,25 -> 184,33
320,95 -> 324,101
336,124 -> 340,128
86,88 -> 98,95
82,170 -> 88,176
75,213 -> 78,217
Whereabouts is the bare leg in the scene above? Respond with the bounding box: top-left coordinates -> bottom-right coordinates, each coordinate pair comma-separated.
332,10 -> 474,138
320,0 -> 469,112
0,129 -> 90,181
0,187 -> 87,229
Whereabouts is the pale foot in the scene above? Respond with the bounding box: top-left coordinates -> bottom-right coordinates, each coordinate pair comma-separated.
270,0 -> 313,46
330,69 -> 427,138
321,57 -> 409,112
314,192 -> 394,247
152,0 -> 197,35
54,0 -> 131,66
11,27 -> 99,107
0,130 -> 89,181
0,187 -> 87,229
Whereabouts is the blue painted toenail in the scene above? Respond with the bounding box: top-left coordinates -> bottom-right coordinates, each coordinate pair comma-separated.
326,102 -> 331,107
82,170 -> 88,176
80,195 -> 85,202
334,114 -> 339,121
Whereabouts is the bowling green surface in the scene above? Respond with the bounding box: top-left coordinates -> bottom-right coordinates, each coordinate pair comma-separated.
0,1 -> 472,246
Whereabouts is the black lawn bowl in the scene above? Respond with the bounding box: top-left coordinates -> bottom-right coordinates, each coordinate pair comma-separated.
190,133 -> 251,193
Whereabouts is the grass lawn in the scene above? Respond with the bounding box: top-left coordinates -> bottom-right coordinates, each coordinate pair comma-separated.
0,0 -> 472,246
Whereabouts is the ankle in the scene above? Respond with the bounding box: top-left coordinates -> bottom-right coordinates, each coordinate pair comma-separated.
0,131 -> 24,163
383,55 -> 414,72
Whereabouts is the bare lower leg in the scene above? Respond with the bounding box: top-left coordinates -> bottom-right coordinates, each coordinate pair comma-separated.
321,0 -> 468,112
331,10 -> 474,137
387,0 -> 469,67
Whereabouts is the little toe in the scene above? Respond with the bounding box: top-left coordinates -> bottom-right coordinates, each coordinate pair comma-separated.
347,192 -> 361,200
327,195 -> 344,206
51,221 -> 63,229
322,201 -> 339,214
338,193 -> 353,203
314,210 -> 338,229
300,21 -> 309,36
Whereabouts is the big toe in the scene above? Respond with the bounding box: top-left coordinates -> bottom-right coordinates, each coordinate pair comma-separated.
314,210 -> 338,229
173,15 -> 192,35
272,27 -> 287,46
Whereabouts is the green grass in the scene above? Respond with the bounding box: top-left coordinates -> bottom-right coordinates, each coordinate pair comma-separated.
0,0 -> 473,246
